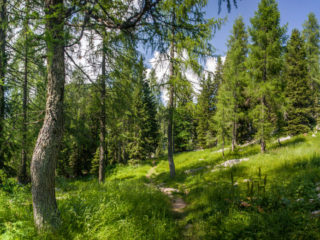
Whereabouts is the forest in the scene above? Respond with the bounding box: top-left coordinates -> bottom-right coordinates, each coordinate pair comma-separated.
0,0 -> 320,239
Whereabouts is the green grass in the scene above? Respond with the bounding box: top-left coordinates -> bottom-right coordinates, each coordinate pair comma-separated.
150,135 -> 320,239
0,174 -> 179,239
1,134 -> 320,239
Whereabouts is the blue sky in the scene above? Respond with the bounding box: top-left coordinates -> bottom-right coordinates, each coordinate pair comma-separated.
209,0 -> 320,56
145,0 -> 320,102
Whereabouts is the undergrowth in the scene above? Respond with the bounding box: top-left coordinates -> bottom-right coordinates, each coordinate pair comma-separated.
1,134 -> 320,239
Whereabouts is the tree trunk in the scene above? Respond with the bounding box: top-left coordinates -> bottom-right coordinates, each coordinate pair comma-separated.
18,2 -> 29,184
277,138 -> 282,147
0,0 -> 7,169
167,10 -> 176,178
167,39 -> 176,178
99,50 -> 106,183
261,51 -> 267,154
30,0 -> 65,231
231,119 -> 237,152
260,138 -> 266,153
222,134 -> 225,158
260,96 -> 266,153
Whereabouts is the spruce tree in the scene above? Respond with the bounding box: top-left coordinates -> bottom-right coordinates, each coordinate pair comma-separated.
129,57 -> 160,162
213,57 -> 230,156
196,73 -> 218,149
142,76 -> 160,156
302,13 -> 320,125
174,72 -> 195,152
223,16 -> 248,151
247,0 -> 286,153
284,29 -> 313,135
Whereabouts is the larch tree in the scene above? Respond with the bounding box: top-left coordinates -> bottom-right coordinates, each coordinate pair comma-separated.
99,44 -> 107,183
30,0 -> 65,230
152,0 -> 236,177
0,0 -> 7,169
7,0 -> 47,182
302,13 -> 320,125
29,0 -> 238,230
223,16 -> 248,151
18,0 -> 31,184
247,0 -> 286,153
30,0 -> 162,230
167,8 -> 176,177
284,29 -> 313,135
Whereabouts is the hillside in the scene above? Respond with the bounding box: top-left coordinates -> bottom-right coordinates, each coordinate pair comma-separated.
1,134 -> 320,239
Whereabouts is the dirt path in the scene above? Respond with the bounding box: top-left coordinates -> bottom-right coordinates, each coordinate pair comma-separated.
158,187 -> 187,213
158,185 -> 192,237
146,165 -> 192,236
147,165 -> 188,213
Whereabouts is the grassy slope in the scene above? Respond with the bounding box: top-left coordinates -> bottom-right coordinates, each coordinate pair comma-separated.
151,135 -> 320,239
1,134 -> 320,239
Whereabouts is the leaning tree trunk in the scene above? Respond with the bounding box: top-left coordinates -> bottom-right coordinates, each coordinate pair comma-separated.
99,50 -> 106,183
0,0 -> 7,169
31,0 -> 65,231
18,1 -> 29,184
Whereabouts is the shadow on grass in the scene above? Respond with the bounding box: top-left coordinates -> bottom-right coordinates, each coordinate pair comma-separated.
269,136 -> 306,151
181,151 -> 320,239
143,136 -> 320,239
151,146 -> 259,187
52,175 -> 182,240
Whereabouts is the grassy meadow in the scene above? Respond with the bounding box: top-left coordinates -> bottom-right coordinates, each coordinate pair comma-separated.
1,134 -> 320,239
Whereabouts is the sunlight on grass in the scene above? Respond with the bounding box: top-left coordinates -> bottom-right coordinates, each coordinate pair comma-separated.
1,134 -> 320,239
150,134 -> 320,239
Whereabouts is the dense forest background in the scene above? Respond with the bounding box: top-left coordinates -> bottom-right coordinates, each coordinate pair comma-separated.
0,0 -> 319,233
1,0 -> 318,178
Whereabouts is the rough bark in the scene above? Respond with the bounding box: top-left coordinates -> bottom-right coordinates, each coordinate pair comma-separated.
18,2 -> 29,184
31,0 -> 65,231
0,0 -> 7,169
99,50 -> 106,183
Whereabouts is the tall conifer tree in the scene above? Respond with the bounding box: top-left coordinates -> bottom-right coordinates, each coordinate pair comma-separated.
223,17 -> 248,151
196,73 -> 218,149
284,29 -> 313,135
129,57 -> 159,161
214,57 -> 229,156
302,13 -> 320,125
247,0 -> 286,153
0,0 -> 7,169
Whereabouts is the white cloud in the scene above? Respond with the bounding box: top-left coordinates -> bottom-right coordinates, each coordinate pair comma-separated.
204,56 -> 226,75
147,51 -> 226,104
